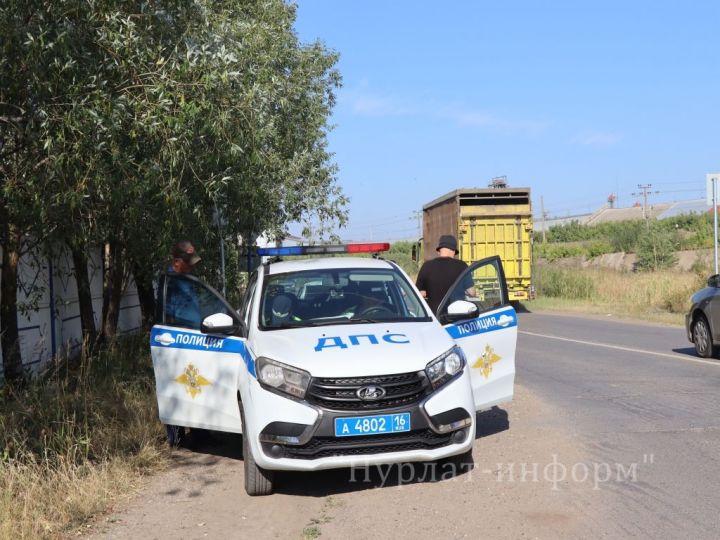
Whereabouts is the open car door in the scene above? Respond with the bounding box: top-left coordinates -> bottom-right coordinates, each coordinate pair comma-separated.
437,256 -> 517,411
149,273 -> 248,433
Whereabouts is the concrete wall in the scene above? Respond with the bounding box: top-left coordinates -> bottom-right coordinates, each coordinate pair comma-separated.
0,245 -> 142,375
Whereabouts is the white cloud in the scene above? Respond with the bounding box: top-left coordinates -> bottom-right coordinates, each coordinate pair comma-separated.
341,84 -> 546,136
351,94 -> 411,116
573,132 -> 623,146
440,106 -> 548,135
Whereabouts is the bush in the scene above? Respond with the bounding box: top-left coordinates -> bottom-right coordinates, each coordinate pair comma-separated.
635,226 -> 679,271
387,241 -> 419,276
534,243 -> 585,262
534,266 -> 596,299
607,221 -> 645,252
585,241 -> 613,258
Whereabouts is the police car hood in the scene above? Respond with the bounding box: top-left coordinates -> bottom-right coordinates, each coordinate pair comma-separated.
250,321 -> 454,377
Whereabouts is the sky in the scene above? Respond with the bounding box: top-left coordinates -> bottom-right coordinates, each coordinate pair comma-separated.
293,1 -> 720,241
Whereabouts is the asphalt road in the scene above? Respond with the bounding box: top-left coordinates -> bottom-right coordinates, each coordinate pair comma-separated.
517,310 -> 720,538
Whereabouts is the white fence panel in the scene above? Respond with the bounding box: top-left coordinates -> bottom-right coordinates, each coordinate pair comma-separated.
0,244 -> 142,375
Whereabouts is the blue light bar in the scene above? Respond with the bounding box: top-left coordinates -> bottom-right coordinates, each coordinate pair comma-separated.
257,246 -> 305,256
257,243 -> 390,257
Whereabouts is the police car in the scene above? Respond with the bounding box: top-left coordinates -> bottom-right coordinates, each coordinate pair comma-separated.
150,243 -> 517,496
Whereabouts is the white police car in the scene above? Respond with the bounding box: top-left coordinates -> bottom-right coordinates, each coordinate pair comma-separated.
150,243 -> 517,495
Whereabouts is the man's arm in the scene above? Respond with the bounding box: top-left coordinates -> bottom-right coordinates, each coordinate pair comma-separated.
462,269 -> 476,298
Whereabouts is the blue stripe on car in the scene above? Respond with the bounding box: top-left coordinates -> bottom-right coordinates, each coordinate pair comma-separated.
445,307 -> 517,339
150,326 -> 256,377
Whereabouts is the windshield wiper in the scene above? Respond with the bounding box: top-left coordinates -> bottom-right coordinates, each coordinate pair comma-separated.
266,320 -> 335,330
345,317 -> 385,324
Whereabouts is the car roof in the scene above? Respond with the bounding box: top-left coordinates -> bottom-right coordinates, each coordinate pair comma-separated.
266,257 -> 395,275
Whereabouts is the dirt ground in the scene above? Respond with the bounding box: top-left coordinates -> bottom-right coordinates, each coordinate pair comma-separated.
86,384 -> 620,540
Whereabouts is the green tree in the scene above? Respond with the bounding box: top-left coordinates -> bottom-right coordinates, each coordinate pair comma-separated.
0,0 -> 347,379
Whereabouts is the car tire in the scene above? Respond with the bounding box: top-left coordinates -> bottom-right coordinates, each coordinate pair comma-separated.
693,316 -> 715,358
241,410 -> 274,496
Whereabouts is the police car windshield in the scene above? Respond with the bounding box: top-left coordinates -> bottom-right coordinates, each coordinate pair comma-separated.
260,267 -> 430,329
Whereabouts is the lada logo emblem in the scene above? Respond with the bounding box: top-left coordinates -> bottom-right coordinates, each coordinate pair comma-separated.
356,385 -> 387,401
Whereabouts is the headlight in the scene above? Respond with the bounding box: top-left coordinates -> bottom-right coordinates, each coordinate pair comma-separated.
256,357 -> 311,399
425,347 -> 465,389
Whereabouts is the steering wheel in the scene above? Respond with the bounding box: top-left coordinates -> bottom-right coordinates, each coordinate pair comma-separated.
356,305 -> 396,318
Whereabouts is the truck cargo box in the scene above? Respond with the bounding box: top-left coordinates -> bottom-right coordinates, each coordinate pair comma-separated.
423,188 -> 533,301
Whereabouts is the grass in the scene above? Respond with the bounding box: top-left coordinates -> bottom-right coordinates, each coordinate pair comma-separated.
530,265 -> 705,325
0,334 -> 169,539
300,496 -> 343,539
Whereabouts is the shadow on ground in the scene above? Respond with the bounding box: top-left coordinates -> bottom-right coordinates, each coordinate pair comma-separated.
672,346 -> 720,362
672,346 -> 699,357
169,406 -> 509,497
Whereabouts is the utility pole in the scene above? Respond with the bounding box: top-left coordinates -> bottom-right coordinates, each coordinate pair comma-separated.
412,210 -> 422,239
631,184 -> 659,227
540,196 -> 547,243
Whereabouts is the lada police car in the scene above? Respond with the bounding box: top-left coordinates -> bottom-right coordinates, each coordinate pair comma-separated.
150,243 -> 517,495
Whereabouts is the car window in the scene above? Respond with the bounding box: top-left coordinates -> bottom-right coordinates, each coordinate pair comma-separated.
260,267 -> 430,329
439,258 -> 505,317
164,274 -> 236,330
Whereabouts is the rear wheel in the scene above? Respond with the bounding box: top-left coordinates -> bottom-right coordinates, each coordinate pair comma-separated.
241,410 -> 274,496
693,316 -> 715,358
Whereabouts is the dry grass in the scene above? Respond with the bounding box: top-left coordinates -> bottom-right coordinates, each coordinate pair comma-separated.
531,265 -> 705,325
0,335 -> 169,539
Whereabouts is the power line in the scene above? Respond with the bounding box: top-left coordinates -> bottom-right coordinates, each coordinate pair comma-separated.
631,184 -> 659,222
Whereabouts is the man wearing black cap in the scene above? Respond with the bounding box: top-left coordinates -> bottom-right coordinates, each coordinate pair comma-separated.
170,240 -> 202,274
416,234 -> 470,315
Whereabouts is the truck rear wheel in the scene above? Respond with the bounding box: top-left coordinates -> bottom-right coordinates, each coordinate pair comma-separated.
241,412 -> 274,496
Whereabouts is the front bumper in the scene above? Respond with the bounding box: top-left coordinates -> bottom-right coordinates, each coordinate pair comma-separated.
244,369 -> 475,471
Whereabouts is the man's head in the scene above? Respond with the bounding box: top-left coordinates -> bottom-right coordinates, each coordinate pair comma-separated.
171,240 -> 201,274
436,234 -> 458,258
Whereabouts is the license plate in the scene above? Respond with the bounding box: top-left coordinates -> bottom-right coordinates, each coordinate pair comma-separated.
334,413 -> 411,437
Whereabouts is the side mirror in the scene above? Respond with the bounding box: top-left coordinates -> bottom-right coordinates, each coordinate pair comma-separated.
443,300 -> 479,322
708,275 -> 720,288
201,313 -> 238,335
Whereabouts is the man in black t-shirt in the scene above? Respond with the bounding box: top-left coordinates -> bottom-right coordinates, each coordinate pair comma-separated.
416,235 -> 473,315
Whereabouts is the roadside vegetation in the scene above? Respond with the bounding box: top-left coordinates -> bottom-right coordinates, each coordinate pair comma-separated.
534,213 -> 714,269
532,266 -> 703,324
0,335 -> 168,538
532,214 -> 714,323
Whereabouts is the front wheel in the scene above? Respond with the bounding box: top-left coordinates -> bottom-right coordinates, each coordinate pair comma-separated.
693,316 -> 715,358
241,411 -> 275,496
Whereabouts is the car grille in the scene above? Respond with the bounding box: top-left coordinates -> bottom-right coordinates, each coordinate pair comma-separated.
276,429 -> 453,460
306,371 -> 431,411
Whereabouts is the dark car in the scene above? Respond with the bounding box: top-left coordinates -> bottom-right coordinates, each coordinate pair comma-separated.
686,274 -> 720,357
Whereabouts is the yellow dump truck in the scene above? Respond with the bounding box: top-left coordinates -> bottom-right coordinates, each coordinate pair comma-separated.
422,187 -> 534,301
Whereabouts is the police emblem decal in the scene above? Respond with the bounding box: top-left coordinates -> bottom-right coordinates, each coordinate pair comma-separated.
175,364 -> 211,399
472,344 -> 502,379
